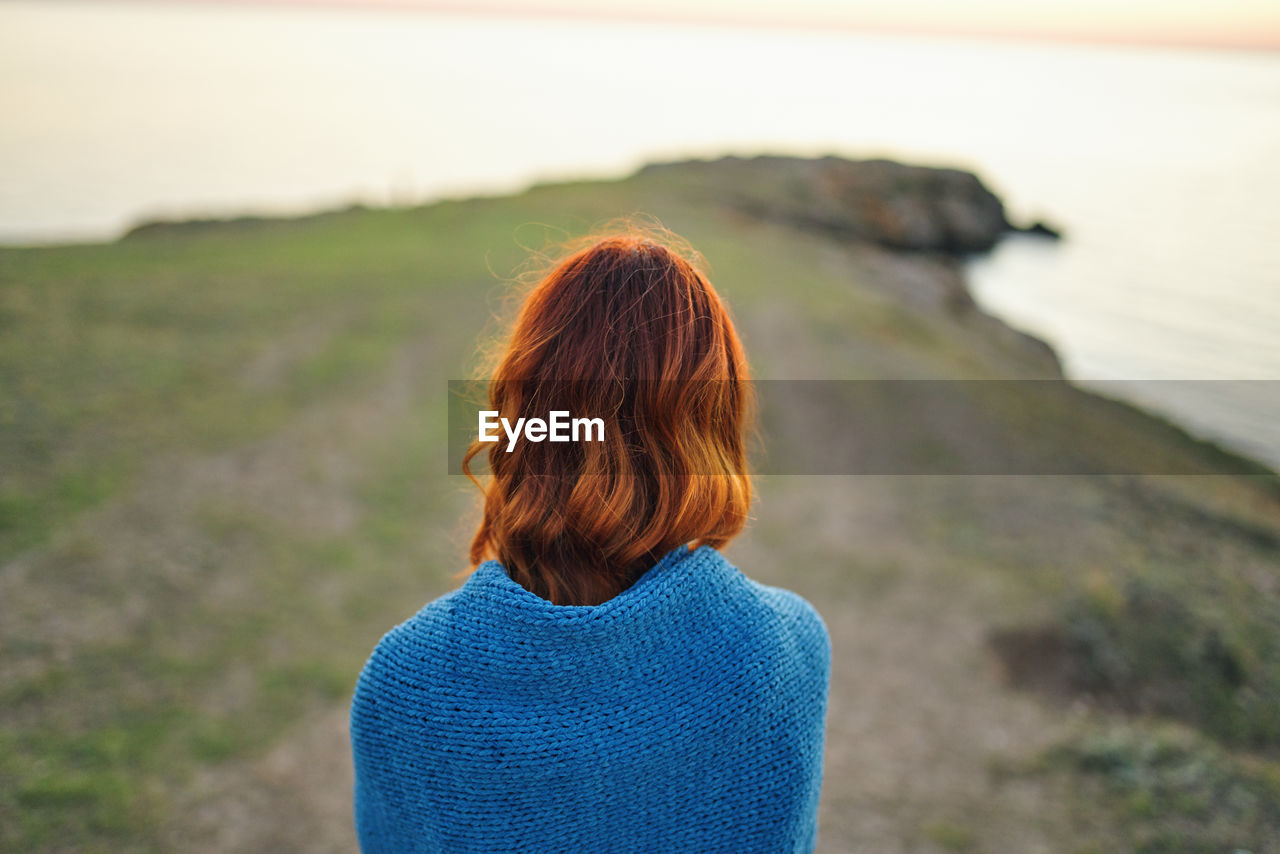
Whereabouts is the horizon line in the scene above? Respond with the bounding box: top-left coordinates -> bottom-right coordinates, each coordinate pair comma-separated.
29,0 -> 1280,54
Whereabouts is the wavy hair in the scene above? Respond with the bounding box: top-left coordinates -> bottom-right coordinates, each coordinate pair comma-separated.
460,220 -> 754,606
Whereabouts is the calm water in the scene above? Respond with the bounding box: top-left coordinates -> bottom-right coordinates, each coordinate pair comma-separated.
2,2 -> 1278,466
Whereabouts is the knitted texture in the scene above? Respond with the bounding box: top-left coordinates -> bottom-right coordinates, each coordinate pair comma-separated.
349,544 -> 831,853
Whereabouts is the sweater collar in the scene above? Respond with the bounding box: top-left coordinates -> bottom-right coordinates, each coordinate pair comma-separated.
465,543 -> 720,626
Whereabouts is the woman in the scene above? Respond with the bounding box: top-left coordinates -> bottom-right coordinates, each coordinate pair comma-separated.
349,223 -> 831,852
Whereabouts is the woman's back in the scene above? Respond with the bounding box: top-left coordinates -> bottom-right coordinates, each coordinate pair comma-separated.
350,544 -> 830,853
349,224 -> 831,850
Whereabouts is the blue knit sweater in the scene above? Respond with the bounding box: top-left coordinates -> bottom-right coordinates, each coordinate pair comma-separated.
349,544 -> 831,853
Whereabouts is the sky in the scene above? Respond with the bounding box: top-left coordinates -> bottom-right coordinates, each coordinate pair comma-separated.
255,0 -> 1280,51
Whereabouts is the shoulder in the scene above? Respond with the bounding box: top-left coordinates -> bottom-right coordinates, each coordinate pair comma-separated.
711,550 -> 832,679
757,582 -> 831,665
364,584 -> 461,652
350,586 -> 466,712
765,583 -> 829,644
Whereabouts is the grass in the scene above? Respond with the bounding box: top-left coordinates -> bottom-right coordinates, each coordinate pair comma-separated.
1058,574 -> 1279,748
0,201 -> 510,849
922,819 -> 978,851
1034,721 -> 1280,853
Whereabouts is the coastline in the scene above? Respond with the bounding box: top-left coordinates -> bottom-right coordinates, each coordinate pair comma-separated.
88,153 -> 1280,479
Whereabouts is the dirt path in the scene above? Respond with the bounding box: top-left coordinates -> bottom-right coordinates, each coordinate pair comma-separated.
732,476 -> 1089,852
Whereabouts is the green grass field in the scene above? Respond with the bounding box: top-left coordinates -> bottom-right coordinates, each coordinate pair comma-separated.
2,164 -> 1278,851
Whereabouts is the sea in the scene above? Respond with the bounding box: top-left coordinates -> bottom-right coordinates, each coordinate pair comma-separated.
2,1 -> 1278,469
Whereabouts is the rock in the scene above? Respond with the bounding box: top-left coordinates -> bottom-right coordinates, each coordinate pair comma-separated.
1020,220 -> 1063,239
636,154 -> 1017,254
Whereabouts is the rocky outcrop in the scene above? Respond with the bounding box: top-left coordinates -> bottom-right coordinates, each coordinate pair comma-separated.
637,154 -> 1058,254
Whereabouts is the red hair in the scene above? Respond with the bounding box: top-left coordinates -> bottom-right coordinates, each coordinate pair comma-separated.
460,221 -> 754,606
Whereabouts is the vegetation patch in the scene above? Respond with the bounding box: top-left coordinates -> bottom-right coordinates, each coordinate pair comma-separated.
991,573 -> 1279,749
1035,722 -> 1280,853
